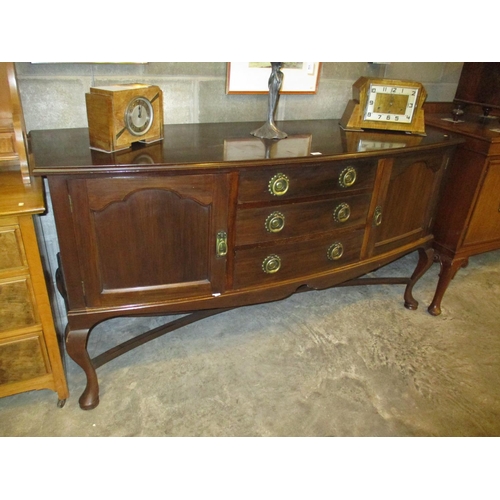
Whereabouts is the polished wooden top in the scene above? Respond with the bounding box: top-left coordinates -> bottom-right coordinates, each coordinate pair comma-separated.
426,113 -> 500,144
0,169 -> 45,216
29,120 -> 463,176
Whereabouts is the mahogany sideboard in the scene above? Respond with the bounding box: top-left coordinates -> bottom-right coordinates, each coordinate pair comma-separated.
425,105 -> 500,315
29,120 -> 461,410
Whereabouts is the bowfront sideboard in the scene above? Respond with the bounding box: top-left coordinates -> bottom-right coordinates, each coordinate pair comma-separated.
29,120 -> 461,410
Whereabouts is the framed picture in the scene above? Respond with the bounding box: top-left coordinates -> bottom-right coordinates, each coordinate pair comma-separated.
226,62 -> 321,94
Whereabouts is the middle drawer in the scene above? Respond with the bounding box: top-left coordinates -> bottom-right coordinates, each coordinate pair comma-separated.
235,193 -> 371,246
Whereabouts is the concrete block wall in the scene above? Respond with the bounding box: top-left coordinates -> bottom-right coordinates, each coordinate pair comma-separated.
15,62 -> 463,132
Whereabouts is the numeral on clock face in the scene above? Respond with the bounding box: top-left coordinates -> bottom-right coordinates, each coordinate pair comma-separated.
364,84 -> 419,123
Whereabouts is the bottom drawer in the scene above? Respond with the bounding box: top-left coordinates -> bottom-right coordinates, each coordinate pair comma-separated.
0,332 -> 49,385
233,229 -> 364,289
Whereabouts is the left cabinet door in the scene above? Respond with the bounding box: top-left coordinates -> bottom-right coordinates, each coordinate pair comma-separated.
53,173 -> 230,310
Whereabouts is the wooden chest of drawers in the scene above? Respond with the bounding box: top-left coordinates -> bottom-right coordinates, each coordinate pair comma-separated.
1,217 -> 48,384
30,120 -> 461,409
0,62 -> 68,405
0,172 -> 68,404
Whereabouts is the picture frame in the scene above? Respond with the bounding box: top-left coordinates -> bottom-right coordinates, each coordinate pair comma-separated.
226,62 -> 321,94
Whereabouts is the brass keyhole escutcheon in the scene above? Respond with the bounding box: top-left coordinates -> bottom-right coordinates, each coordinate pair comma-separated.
333,202 -> 351,223
265,212 -> 285,233
327,242 -> 344,261
339,167 -> 357,188
373,206 -> 383,226
268,173 -> 290,196
216,231 -> 228,257
262,254 -> 281,274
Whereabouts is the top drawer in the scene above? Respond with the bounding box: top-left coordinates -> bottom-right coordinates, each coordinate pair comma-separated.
238,159 -> 377,203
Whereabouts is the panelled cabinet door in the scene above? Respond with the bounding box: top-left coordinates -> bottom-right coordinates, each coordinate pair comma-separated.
463,160 -> 500,246
370,151 -> 449,256
65,174 -> 230,308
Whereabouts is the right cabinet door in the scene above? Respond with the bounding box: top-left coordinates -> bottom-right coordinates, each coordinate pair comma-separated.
370,151 -> 449,256
463,160 -> 500,247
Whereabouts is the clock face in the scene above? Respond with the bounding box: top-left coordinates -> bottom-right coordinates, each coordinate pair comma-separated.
125,96 -> 154,136
363,84 -> 419,124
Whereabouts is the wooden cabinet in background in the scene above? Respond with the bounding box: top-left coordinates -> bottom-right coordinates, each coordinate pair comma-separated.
0,180 -> 68,405
0,63 -> 29,180
425,103 -> 500,315
0,62 -> 68,405
30,120 -> 461,410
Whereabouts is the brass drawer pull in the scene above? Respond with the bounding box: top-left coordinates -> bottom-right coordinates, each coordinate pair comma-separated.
339,167 -> 357,188
216,231 -> 228,257
333,202 -> 351,223
262,254 -> 281,274
373,206 -> 383,226
327,242 -> 344,261
265,211 -> 285,233
268,173 -> 290,196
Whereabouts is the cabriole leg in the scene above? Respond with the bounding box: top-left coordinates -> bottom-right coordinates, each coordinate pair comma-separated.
428,255 -> 468,316
404,246 -> 434,310
65,326 -> 100,410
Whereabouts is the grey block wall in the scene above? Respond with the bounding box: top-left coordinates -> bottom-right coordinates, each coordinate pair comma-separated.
15,62 -> 463,132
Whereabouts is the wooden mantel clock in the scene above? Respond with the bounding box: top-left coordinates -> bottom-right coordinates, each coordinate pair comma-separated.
85,83 -> 163,152
340,77 -> 427,135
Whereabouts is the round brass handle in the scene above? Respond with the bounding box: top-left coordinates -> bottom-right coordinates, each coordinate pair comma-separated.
268,173 -> 290,196
327,242 -> 344,261
265,212 -> 285,233
262,254 -> 282,274
333,202 -> 351,223
339,167 -> 357,188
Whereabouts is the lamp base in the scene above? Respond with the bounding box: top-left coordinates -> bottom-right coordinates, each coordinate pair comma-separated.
251,122 -> 287,140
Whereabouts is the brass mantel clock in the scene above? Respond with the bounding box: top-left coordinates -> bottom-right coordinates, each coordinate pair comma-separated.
340,77 -> 427,135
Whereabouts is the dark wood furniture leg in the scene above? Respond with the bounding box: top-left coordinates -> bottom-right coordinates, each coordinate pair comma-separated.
65,326 -> 99,410
334,246 -> 434,310
428,254 -> 469,316
403,246 -> 434,310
